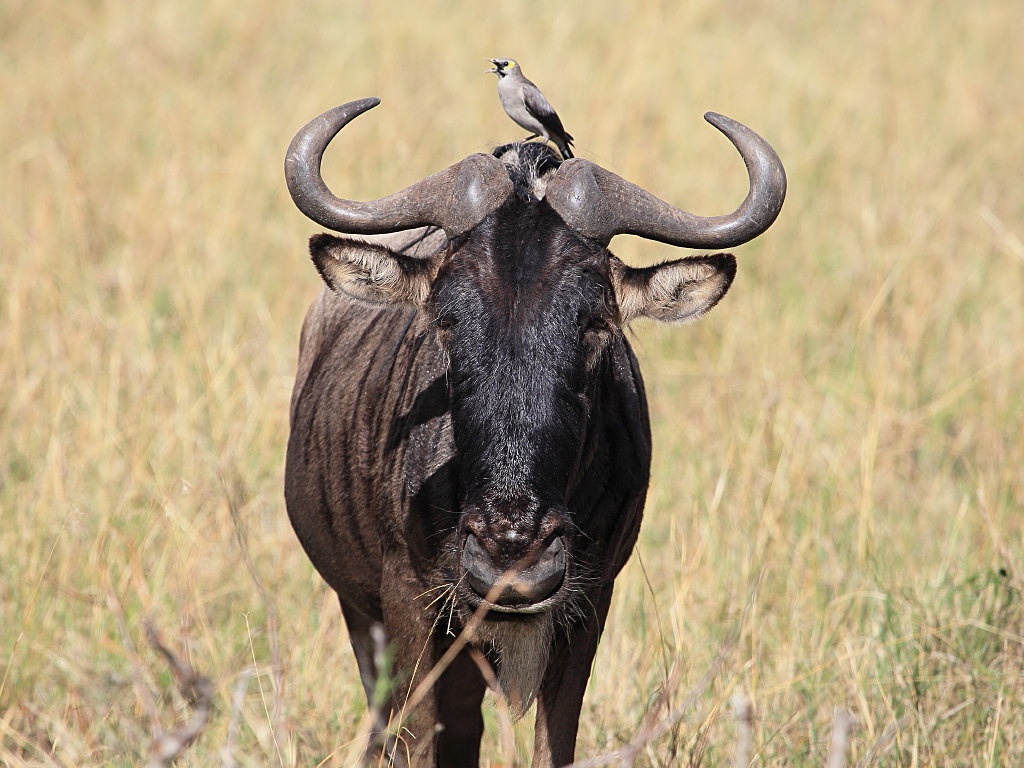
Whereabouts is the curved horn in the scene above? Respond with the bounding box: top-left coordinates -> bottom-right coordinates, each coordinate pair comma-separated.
285,98 -> 513,236
545,112 -> 786,248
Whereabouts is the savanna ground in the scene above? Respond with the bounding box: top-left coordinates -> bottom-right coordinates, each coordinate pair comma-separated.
2,1 -> 1022,765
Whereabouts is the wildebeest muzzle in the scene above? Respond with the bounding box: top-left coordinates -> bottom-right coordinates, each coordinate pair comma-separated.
459,506 -> 569,613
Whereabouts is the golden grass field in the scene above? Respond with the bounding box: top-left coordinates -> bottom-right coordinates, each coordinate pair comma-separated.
2,1 -> 1022,765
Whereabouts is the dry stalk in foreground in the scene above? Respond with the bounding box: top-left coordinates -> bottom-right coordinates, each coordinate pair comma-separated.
731,692 -> 754,768
827,708 -> 857,768
145,622 -> 214,768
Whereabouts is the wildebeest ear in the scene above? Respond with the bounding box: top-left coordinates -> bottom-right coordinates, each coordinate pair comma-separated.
309,233 -> 437,306
610,253 -> 737,324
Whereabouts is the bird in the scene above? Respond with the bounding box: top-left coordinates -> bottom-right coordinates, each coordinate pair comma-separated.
487,58 -> 574,160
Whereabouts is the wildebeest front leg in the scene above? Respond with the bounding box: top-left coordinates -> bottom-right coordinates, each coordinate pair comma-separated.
531,584 -> 614,767
390,647 -> 486,767
339,601 -> 397,761
434,646 -> 487,766
378,566 -> 486,767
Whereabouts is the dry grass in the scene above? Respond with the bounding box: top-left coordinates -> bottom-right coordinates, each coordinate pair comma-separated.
2,0 -> 1022,765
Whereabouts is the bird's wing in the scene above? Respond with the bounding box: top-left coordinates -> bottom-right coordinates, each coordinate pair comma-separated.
522,84 -> 571,138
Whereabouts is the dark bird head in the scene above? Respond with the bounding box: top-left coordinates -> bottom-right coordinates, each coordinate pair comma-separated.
487,58 -> 520,78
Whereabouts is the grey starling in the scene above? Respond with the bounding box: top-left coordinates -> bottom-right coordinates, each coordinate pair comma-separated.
487,58 -> 574,159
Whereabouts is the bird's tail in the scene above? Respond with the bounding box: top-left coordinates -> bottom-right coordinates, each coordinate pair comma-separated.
555,138 -> 574,160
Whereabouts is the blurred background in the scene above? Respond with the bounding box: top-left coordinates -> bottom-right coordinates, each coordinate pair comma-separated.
2,1 -> 1021,765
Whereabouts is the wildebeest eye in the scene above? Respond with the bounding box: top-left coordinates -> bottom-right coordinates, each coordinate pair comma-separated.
581,317 -> 612,346
580,318 -> 613,369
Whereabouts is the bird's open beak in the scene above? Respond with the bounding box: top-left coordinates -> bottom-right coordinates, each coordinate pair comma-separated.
485,58 -> 501,75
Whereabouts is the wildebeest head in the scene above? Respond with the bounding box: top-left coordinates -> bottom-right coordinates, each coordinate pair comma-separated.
285,98 -> 785,710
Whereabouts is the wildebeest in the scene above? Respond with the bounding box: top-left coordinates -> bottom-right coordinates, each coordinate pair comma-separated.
283,98 -> 785,767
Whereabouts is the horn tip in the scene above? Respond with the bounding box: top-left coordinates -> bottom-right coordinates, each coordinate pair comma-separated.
703,112 -> 733,130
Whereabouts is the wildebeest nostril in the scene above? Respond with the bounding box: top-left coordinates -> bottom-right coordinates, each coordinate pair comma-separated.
462,535 -> 565,607
462,534 -> 503,597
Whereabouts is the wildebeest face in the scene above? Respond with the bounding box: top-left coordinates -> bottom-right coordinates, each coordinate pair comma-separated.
428,203 -> 617,613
